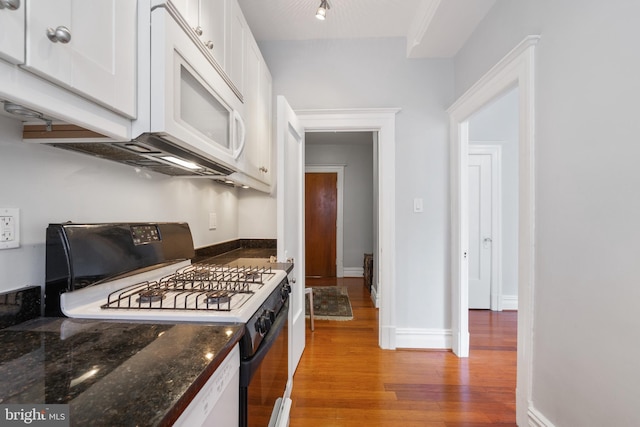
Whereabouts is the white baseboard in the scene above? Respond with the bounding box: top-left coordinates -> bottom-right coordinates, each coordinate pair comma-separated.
343,267 -> 364,277
370,285 -> 379,308
502,295 -> 518,310
395,328 -> 452,349
528,406 -> 556,427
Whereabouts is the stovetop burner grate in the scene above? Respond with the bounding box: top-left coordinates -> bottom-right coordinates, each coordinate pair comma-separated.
100,264 -> 276,311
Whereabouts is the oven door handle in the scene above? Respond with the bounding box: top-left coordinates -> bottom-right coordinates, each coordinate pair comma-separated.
240,299 -> 289,387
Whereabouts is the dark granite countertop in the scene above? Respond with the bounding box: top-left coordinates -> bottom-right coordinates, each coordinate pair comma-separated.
195,247 -> 294,274
0,247 -> 291,427
0,317 -> 244,427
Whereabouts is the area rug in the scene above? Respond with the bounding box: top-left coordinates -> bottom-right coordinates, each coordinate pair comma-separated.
305,286 -> 353,321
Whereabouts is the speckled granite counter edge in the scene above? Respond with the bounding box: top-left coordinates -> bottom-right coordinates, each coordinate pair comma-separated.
0,286 -> 41,329
194,239 -> 276,262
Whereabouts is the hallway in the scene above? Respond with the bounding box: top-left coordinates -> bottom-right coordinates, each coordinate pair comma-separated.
290,277 -> 517,426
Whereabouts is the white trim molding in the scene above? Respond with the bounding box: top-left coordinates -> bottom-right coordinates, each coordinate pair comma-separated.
447,35 -> 539,427
528,407 -> 556,427
305,165 -> 345,278
501,295 -> 518,311
395,328 -> 452,350
343,267 -> 364,277
295,108 -> 400,350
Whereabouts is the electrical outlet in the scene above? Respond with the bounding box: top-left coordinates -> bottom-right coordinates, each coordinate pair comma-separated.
209,212 -> 217,230
0,208 -> 20,249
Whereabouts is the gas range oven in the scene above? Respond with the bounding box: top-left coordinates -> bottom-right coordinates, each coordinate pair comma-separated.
44,222 -> 291,427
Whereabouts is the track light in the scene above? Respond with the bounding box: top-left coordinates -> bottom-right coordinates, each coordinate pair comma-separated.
315,0 -> 330,20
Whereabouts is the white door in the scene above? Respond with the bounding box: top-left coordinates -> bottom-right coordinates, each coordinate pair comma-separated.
468,154 -> 492,309
276,96 -> 306,383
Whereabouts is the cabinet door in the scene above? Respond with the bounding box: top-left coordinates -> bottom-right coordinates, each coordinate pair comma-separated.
258,64 -> 273,185
241,36 -> 272,185
241,37 -> 262,180
0,1 -> 25,64
25,0 -> 136,117
171,0 -> 199,26
227,0 -> 246,95
199,0 -> 226,67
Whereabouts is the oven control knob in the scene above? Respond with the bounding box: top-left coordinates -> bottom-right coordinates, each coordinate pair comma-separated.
280,284 -> 291,300
266,309 -> 276,323
262,310 -> 274,329
255,317 -> 268,335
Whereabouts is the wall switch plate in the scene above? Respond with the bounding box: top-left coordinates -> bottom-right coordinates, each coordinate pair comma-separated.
0,208 -> 20,249
413,198 -> 424,213
208,212 -> 217,230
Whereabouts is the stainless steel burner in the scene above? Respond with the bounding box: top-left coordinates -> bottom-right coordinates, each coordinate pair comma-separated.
243,272 -> 261,281
136,289 -> 166,304
205,290 -> 232,305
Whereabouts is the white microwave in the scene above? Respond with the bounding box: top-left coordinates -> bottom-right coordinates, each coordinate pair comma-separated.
136,2 -> 246,170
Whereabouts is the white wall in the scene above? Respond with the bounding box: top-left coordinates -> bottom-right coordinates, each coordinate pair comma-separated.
258,37 -> 454,330
305,133 -> 374,270
469,88 -> 519,299
0,115 -> 240,294
455,1 -> 640,425
238,188 -> 277,239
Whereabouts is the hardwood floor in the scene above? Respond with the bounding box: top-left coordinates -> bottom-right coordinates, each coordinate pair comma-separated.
290,277 -> 517,426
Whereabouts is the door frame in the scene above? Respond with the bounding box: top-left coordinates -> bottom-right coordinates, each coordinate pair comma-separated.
305,166 -> 345,278
447,35 -> 538,426
295,108 -> 399,349
469,145 -> 502,311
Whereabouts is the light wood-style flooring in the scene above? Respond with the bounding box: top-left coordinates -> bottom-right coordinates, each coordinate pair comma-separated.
290,277 -> 517,426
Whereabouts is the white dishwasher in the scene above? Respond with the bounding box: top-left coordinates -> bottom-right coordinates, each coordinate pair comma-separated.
174,344 -> 240,427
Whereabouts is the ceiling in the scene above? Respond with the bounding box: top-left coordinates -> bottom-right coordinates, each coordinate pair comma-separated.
237,0 -> 496,58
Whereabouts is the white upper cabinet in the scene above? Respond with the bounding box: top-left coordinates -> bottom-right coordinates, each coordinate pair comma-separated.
226,0 -> 246,97
25,0 -> 136,118
173,0 -> 226,67
171,0 -> 199,24
199,0 -> 226,67
239,35 -> 272,186
172,0 -> 246,101
0,0 -> 25,64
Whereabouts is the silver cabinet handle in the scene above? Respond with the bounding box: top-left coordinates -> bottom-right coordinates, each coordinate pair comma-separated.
1,0 -> 20,10
205,40 -> 214,49
46,26 -> 71,44
259,166 -> 269,173
194,26 -> 203,36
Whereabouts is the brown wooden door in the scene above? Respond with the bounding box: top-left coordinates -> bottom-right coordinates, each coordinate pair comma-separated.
305,172 -> 337,277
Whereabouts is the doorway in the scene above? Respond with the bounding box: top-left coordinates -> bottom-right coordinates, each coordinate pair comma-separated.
292,107 -> 399,350
447,36 -> 538,426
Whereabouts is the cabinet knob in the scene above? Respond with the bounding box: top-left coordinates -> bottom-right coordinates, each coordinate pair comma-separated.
194,26 -> 203,36
0,0 -> 20,10
259,166 -> 268,173
46,26 -> 71,44
205,40 -> 214,50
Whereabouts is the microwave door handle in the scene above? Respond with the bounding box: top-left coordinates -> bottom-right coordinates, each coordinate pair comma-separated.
232,110 -> 246,159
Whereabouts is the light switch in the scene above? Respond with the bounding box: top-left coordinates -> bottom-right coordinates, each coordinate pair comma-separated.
209,212 -> 217,230
413,198 -> 424,213
0,208 -> 20,249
